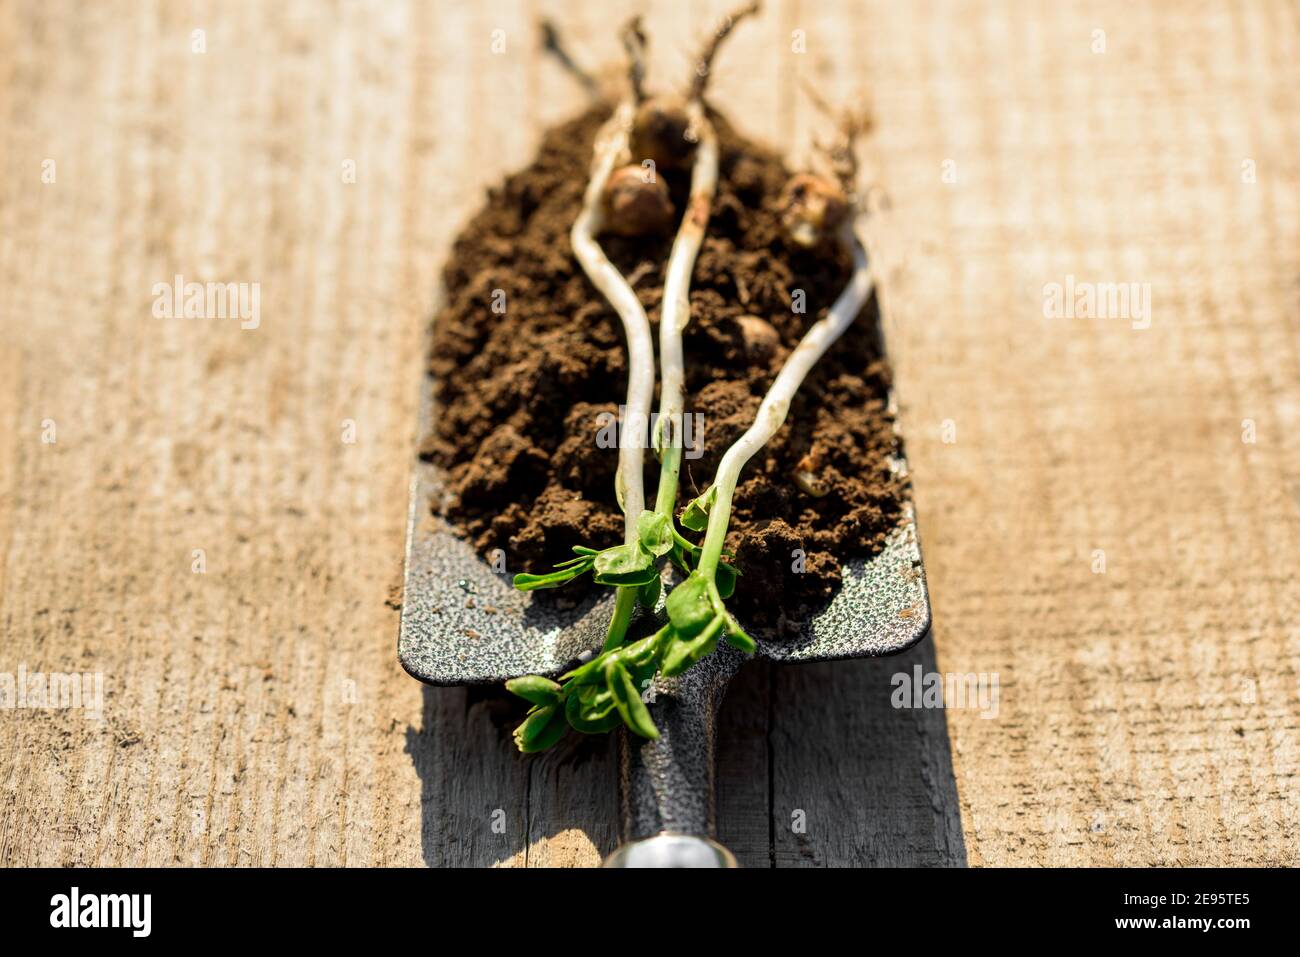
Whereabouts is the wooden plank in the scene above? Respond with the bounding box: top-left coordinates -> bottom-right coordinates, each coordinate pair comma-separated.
716,660 -> 774,867
0,0 -> 1296,869
769,641 -> 967,867
861,0 -> 1300,865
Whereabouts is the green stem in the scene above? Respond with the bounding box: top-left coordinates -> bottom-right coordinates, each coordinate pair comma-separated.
654,444 -> 683,515
598,445 -> 682,655
671,526 -> 700,554
707,577 -> 725,611
697,482 -> 735,577
604,584 -> 638,651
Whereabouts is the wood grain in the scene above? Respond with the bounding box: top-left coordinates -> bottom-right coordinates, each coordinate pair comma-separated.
0,0 -> 1294,867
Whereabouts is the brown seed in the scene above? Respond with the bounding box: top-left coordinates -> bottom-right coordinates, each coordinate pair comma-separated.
779,173 -> 848,249
735,314 -> 780,360
792,448 -> 829,497
628,96 -> 693,172
601,164 -> 675,237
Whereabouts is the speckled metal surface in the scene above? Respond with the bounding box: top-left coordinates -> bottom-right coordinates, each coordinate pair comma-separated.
619,643 -> 743,840
398,369 -> 933,860
399,383 -> 931,684
612,509 -> 930,846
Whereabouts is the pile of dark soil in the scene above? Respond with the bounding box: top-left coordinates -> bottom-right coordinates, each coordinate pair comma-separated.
421,105 -> 906,636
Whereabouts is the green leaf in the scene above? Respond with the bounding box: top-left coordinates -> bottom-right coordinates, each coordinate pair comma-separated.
636,511 -> 674,557
715,561 -> 737,599
724,612 -> 757,654
505,674 -> 562,707
628,662 -> 658,698
572,545 -> 600,556
593,566 -> 659,587
665,571 -> 716,638
623,631 -> 663,691
593,541 -> 650,576
565,685 -> 622,734
668,542 -> 694,575
606,660 -> 659,740
680,487 -> 716,532
637,572 -> 661,609
660,617 -> 723,677
622,630 -> 664,669
560,652 -> 610,686
592,542 -> 657,586
513,704 -> 567,753
512,562 -> 590,590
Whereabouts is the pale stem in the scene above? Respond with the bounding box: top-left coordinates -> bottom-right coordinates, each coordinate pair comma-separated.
571,103 -> 655,546
698,220 -> 873,575
653,100 -> 718,516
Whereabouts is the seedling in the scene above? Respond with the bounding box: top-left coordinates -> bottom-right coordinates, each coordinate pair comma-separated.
506,6 -> 886,754
671,215 -> 873,657
628,1 -> 760,172
512,6 -> 756,645
556,17 -> 661,653
666,106 -> 875,672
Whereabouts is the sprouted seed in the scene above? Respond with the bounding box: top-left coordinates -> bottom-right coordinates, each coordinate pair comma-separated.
601,164 -> 675,237
508,4 -> 884,752
560,18 -> 658,654
779,172 -> 849,249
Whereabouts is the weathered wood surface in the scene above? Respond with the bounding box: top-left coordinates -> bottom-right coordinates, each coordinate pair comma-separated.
0,0 -> 1294,867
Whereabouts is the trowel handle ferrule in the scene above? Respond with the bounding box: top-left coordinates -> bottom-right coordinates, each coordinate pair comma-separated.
605,644 -> 742,867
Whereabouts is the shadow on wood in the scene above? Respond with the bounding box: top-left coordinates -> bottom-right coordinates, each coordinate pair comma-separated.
405,684 -> 617,867
719,633 -> 968,867
405,631 -> 965,867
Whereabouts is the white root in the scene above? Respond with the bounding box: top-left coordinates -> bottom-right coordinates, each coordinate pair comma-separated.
653,0 -> 756,502
697,219 -> 873,574
571,102 -> 655,544
653,99 -> 718,511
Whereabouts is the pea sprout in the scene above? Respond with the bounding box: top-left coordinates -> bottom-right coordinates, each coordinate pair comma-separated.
505,6 -> 890,754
